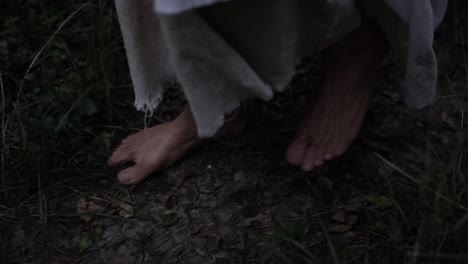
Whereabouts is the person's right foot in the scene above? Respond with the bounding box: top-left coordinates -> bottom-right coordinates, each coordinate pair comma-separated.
109,108 -> 246,185
286,23 -> 387,171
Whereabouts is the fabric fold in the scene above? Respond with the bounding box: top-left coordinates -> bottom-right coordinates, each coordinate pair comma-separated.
160,11 -> 274,137
358,0 -> 448,108
114,0 -> 447,137
154,0 -> 231,14
114,0 -> 175,113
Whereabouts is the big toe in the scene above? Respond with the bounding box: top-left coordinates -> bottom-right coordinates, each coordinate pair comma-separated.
117,164 -> 154,185
286,138 -> 308,165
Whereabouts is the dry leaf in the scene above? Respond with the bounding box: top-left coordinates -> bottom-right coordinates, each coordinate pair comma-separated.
331,211 -> 359,226
76,197 -> 105,222
79,226 -> 104,252
331,211 -> 347,223
160,209 -> 178,226
370,220 -> 389,233
87,201 -> 104,213
76,197 -> 88,212
119,203 -> 134,218
242,213 -> 270,227
364,195 -> 393,208
195,248 -> 206,256
308,232 -> 324,247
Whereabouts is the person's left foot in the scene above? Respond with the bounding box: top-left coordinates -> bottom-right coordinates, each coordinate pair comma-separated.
286,24 -> 386,171
109,108 -> 246,185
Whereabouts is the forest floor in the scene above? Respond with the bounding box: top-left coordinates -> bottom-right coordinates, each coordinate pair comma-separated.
1,1 -> 468,263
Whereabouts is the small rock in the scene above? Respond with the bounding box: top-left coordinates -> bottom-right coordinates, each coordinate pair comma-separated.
233,172 -> 246,182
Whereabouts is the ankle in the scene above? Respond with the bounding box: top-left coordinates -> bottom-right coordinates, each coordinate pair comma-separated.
169,109 -> 199,136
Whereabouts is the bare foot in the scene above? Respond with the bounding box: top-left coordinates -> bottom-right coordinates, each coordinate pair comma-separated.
286,23 -> 387,171
109,108 -> 245,185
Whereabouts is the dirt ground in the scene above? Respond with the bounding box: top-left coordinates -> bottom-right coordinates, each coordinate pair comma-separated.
3,3 -> 468,264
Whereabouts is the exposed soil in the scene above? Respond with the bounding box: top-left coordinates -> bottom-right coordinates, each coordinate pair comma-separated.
3,4 -> 468,264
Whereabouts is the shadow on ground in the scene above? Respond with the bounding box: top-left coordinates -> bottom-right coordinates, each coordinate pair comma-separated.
3,1 -> 468,264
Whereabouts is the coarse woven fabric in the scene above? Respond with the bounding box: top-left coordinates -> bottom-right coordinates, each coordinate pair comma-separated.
115,0 -> 447,137
154,0 -> 231,14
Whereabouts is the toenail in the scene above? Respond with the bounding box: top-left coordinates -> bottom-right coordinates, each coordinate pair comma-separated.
118,173 -> 132,184
302,164 -> 314,172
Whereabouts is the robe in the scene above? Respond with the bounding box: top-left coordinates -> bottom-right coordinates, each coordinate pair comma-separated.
115,0 -> 448,137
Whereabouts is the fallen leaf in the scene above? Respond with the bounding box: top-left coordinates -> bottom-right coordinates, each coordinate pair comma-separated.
111,198 -> 121,208
98,131 -> 112,149
160,209 -> 178,226
119,203 -> 134,218
233,172 -> 246,182
242,213 -> 271,227
370,220 -> 389,233
330,211 -> 347,223
215,251 -> 228,259
195,248 -> 206,256
308,231 -> 324,247
79,234 -> 93,253
79,226 -> 103,252
76,197 -> 106,222
76,197 -> 88,212
329,224 -> 353,233
77,97 -> 98,116
364,195 -> 393,208
87,201 -> 104,213
331,211 -> 359,226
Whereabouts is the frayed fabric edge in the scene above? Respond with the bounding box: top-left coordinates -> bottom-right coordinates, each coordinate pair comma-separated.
134,91 -> 242,139
134,91 -> 163,117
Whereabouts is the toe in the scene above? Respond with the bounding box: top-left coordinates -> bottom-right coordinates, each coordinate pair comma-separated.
108,147 -> 134,166
286,137 -> 308,165
324,153 -> 334,160
301,146 -> 318,171
117,164 -> 153,185
314,141 -> 328,165
333,136 -> 354,158
324,140 -> 338,160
